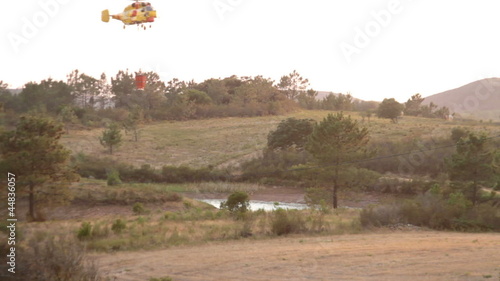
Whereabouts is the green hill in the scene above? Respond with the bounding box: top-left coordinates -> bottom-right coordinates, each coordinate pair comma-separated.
61,110 -> 500,170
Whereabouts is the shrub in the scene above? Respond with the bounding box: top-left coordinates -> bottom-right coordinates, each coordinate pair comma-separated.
77,222 -> 93,240
14,236 -> 101,281
360,188 -> 500,232
132,202 -> 146,215
111,219 -> 127,234
92,222 -> 110,239
107,169 -> 122,186
359,204 -> 403,227
220,191 -> 250,218
271,209 -> 305,235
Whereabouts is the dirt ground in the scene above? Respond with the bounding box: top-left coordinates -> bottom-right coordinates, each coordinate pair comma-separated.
94,231 -> 500,281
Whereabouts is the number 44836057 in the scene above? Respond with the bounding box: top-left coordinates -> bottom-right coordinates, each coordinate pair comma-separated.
7,172 -> 15,216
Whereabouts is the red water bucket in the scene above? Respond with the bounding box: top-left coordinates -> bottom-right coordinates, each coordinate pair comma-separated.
135,74 -> 147,90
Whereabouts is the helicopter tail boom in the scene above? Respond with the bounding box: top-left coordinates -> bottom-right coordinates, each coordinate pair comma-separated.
101,9 -> 110,22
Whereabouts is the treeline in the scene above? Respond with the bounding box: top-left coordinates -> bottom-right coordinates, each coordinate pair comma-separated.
0,69 -> 455,130
376,94 -> 452,124
0,71 -> 292,126
0,70 -> 373,128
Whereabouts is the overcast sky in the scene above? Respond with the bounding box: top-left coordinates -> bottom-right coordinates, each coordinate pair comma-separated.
2,0 -> 500,102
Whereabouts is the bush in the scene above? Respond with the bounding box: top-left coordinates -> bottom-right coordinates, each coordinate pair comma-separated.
77,222 -> 93,240
107,169 -> 122,186
132,202 -> 146,215
73,153 -> 229,184
360,188 -> 500,232
220,191 -> 250,217
359,204 -> 403,227
13,236 -> 101,281
111,219 -> 127,234
271,209 -> 306,235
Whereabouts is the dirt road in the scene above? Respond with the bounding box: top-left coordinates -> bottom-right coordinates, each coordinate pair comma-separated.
95,230 -> 500,281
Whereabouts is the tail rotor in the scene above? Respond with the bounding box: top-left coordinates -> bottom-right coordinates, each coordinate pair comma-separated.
101,9 -> 110,22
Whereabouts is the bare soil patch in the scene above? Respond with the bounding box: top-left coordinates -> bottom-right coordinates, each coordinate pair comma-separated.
94,231 -> 500,281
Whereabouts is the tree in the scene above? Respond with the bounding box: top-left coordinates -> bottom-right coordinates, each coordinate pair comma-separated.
58,105 -> 78,133
321,93 -> 353,111
111,70 -> 136,109
0,116 -> 79,221
404,93 -> 424,116
377,98 -> 404,123
277,70 -> 309,100
195,78 -> 231,105
19,79 -> 74,114
447,132 -> 498,206
99,122 -> 122,154
306,112 -> 369,208
123,106 -> 143,142
142,71 -> 167,111
67,69 -> 99,109
297,89 -> 318,109
267,118 -> 314,150
220,191 -> 250,216
233,76 -> 283,107
96,73 -> 113,109
184,89 -> 212,105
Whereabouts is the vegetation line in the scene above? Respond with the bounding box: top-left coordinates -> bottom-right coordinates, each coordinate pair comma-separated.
284,134 -> 500,173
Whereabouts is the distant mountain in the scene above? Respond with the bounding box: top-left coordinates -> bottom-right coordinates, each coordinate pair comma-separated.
7,89 -> 22,95
315,91 -> 364,102
422,78 -> 500,120
316,91 -> 339,100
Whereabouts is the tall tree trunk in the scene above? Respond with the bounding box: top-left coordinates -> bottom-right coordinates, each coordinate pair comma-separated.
333,163 -> 339,209
472,180 -> 477,206
29,183 -> 35,221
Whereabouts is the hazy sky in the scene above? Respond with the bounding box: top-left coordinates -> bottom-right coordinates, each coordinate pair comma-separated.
2,0 -> 500,102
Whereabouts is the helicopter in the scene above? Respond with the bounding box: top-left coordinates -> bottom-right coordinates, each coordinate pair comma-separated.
101,1 -> 157,29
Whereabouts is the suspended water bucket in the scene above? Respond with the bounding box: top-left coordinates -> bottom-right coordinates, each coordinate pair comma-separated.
135,73 -> 147,90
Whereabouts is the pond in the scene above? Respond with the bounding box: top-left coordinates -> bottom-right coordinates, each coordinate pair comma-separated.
198,199 -> 308,211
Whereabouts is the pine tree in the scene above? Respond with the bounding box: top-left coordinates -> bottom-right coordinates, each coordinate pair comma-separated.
99,122 -> 122,154
306,112 -> 369,208
0,116 -> 79,221
447,132 -> 497,205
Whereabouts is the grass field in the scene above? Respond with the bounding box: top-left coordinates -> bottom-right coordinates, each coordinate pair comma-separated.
95,231 -> 500,281
60,110 -> 500,169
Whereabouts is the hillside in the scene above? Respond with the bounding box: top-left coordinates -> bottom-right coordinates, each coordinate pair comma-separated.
423,78 -> 500,120
61,111 -> 500,169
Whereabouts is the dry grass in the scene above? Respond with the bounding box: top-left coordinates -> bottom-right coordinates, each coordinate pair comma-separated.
60,110 -> 500,170
94,230 -> 500,281
7,192 -> 363,254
